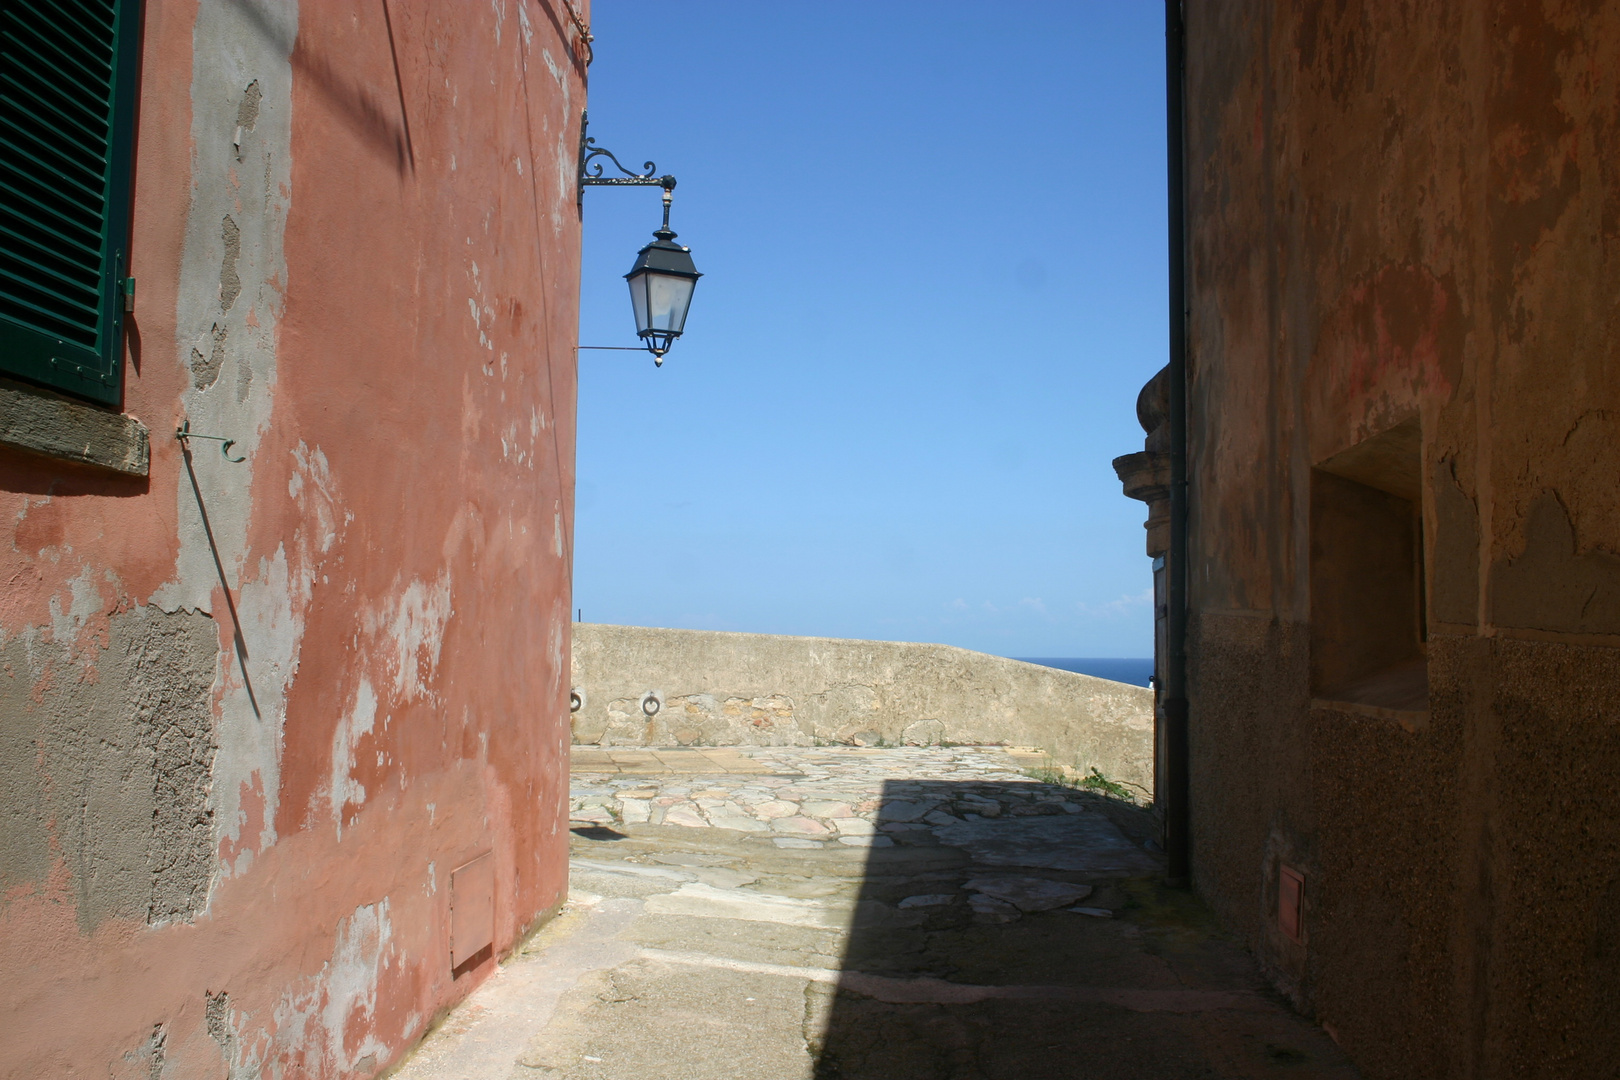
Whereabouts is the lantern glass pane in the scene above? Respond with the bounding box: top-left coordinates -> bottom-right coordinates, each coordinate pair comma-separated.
628,271 -> 650,334
645,271 -> 695,333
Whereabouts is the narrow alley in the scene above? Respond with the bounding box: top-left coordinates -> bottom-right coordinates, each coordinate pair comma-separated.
392,747 -> 1356,1079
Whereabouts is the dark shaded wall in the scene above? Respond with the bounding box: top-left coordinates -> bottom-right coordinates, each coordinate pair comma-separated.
1180,2 -> 1620,1076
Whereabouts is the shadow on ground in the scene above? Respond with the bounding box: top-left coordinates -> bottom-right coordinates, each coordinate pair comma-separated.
395,747 -> 1355,1080
811,780 -> 1353,1080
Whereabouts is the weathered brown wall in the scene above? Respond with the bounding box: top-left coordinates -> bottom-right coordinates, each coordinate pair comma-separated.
0,2 -> 588,1077
1181,2 -> 1620,1076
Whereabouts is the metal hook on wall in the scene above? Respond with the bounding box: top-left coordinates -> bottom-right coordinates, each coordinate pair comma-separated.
176,419 -> 246,462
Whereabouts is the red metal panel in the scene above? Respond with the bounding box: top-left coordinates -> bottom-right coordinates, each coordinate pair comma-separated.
1278,865 -> 1305,944
450,852 -> 495,970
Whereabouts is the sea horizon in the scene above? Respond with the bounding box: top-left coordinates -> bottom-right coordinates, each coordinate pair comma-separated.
1012,657 -> 1154,688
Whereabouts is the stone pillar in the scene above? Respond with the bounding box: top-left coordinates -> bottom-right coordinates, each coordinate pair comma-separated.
1112,366 -> 1172,809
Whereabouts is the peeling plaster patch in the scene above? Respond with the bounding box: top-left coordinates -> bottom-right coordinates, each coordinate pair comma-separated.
331,679 -> 377,836
160,0 -> 298,877
289,442 -> 341,554
1493,491 -> 1620,635
367,573 -> 453,702
466,263 -> 497,353
232,79 -> 262,162
119,1025 -> 166,1080
48,565 -> 104,646
205,989 -> 239,1074
321,900 -> 394,1069
220,216 -> 242,311
219,770 -> 266,879
226,546 -> 305,841
548,596 -> 567,698
271,900 -> 395,1075
537,47 -> 573,227
190,324 -> 229,390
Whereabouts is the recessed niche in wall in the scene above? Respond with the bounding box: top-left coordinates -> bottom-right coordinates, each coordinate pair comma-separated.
1309,417 -> 1428,713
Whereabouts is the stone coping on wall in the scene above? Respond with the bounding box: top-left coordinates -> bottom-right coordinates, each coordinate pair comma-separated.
569,623 -> 1156,796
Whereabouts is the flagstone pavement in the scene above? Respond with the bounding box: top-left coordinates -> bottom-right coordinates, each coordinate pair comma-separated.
389,746 -> 1358,1080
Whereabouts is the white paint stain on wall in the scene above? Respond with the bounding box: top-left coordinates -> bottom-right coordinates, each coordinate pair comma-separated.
330,678 -> 377,836
223,544 -> 303,861
366,573 -> 454,703
318,899 -> 394,1071
269,899 -> 396,1076
48,566 -> 104,646
488,0 -> 506,45
289,442 -> 344,554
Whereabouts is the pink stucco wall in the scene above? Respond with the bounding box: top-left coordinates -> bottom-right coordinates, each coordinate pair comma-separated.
0,3 -> 588,1076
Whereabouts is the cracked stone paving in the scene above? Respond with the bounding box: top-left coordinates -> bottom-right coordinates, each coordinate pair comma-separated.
390,746 -> 1358,1079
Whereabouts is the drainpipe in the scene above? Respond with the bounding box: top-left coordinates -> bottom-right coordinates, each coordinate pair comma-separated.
1162,0 -> 1191,889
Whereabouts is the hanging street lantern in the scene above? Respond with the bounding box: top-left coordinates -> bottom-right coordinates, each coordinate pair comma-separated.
577,114 -> 701,367
624,180 -> 701,366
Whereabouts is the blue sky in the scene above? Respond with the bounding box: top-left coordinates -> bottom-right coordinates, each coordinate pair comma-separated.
572,2 -> 1166,658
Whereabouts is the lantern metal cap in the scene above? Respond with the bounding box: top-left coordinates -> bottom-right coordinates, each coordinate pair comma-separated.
624,229 -> 702,281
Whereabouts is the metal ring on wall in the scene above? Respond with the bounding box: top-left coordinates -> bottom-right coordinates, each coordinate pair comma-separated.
570,687 -> 585,713
640,690 -> 663,717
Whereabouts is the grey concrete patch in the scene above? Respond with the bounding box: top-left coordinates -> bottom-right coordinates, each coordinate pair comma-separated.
0,606 -> 218,927
135,608 -> 221,923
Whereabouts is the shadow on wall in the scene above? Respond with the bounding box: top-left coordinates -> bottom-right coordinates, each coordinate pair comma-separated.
807,781 -> 1356,1079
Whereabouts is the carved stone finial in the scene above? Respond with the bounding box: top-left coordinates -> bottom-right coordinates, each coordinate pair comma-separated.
1115,365 -> 1174,558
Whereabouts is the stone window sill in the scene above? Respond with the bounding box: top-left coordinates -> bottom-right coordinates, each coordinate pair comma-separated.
1310,698 -> 1430,733
0,377 -> 149,477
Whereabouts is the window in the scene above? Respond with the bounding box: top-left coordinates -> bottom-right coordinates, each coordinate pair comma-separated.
1309,416 -> 1429,712
1,0 -> 142,407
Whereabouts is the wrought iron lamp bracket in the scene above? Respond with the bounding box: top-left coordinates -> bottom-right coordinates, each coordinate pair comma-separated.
577,112 -> 675,209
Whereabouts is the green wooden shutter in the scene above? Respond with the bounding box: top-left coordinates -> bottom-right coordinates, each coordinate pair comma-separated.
0,0 -> 141,407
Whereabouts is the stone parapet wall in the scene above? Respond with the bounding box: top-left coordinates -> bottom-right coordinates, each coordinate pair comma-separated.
570,624 -> 1155,794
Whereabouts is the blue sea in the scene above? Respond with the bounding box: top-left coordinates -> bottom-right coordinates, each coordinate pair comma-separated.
1013,657 -> 1155,688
